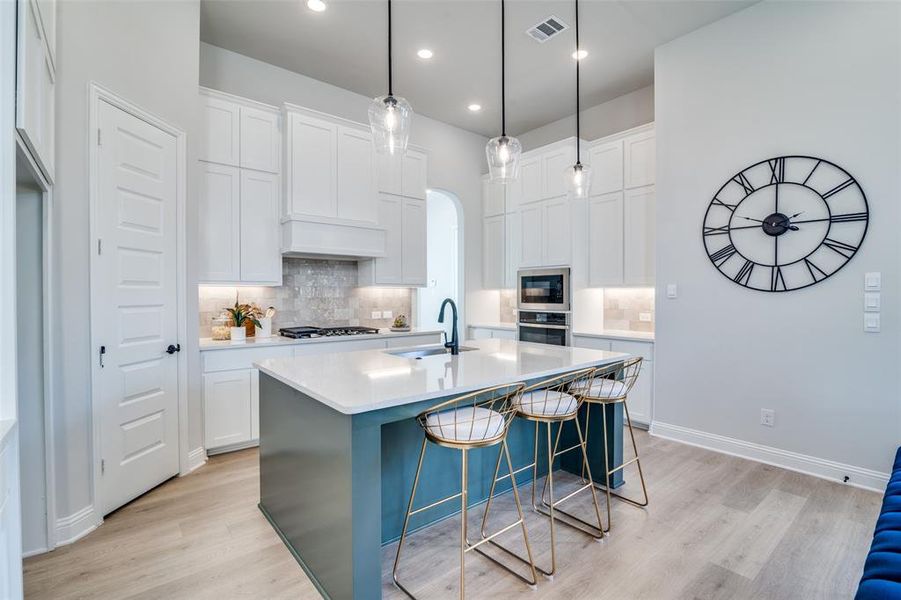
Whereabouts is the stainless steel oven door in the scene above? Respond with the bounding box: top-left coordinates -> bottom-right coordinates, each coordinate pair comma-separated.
517,323 -> 571,346
518,268 -> 570,311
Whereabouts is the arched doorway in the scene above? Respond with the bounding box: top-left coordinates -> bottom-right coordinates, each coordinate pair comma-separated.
417,189 -> 464,338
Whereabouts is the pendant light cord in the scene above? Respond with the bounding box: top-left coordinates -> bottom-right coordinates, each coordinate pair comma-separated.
388,0 -> 393,96
575,0 -> 581,165
501,0 -> 506,138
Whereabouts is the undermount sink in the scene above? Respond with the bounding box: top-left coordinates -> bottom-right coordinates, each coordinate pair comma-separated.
386,345 -> 477,359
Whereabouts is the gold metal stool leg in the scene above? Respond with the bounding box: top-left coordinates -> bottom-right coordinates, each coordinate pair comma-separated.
460,448 -> 467,600
393,437 -> 428,599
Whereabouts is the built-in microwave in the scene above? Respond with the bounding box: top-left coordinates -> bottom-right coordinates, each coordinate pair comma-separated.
517,268 -> 570,312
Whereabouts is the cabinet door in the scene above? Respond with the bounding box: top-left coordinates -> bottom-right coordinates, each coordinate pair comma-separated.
287,112 -> 337,217
16,0 -> 55,181
588,192 -> 624,286
518,203 -> 543,268
203,370 -> 252,450
587,140 -> 623,195
239,106 -> 280,174
251,369 -> 260,440
624,130 -> 655,189
505,211 -> 520,288
239,169 -> 281,284
519,158 -> 541,204
482,177 -> 506,217
200,94 -> 240,167
542,197 -> 571,267
377,152 -> 404,196
469,328 -> 493,340
337,127 -> 377,223
624,359 -> 652,426
402,149 -> 428,199
374,194 -> 403,284
198,163 -> 241,282
402,198 -> 427,286
541,146 -> 573,200
482,215 -> 505,289
624,186 -> 655,285
35,0 -> 55,61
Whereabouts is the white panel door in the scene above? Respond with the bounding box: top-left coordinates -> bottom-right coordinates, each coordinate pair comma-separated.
624,185 -> 656,285
402,149 -> 428,199
540,147 -> 573,200
337,127 -> 377,223
542,197 -> 571,267
200,94 -> 239,167
198,162 -> 240,282
519,158 -> 541,204
624,130 -> 655,189
95,100 -> 179,516
587,140 -> 623,195
239,169 -> 281,284
287,112 -> 337,217
482,214 -> 505,288
16,0 -> 55,181
518,203 -> 543,267
588,192 -> 624,286
203,370 -> 252,449
402,198 -> 427,285
375,194 -> 403,284
239,106 -> 280,174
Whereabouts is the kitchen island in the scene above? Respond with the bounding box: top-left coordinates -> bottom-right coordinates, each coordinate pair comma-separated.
255,338 -> 630,600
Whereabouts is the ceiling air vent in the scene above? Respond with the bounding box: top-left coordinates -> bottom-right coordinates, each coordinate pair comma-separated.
526,16 -> 569,43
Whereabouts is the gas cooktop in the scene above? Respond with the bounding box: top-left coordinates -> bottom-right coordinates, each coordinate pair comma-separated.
278,326 -> 380,339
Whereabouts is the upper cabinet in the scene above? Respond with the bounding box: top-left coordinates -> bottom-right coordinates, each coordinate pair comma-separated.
285,110 -> 337,219
198,89 -> 282,285
16,0 -> 56,183
358,194 -> 427,287
624,130 -> 655,189
378,148 -> 427,199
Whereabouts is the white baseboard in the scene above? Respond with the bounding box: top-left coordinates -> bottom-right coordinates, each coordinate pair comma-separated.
649,421 -> 889,493
22,547 -> 49,559
206,439 -> 259,456
183,446 -> 207,475
55,504 -> 99,546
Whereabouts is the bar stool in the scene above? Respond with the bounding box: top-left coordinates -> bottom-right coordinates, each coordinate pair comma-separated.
571,356 -> 647,532
480,368 -> 605,579
392,382 -> 539,599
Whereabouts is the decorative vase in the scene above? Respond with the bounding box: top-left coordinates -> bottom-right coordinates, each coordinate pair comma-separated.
211,316 -> 231,341
245,319 -> 255,338
230,326 -> 246,344
256,317 -> 272,338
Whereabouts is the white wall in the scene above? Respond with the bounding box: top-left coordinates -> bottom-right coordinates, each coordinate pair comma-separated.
654,1 -> 901,484
418,190 -> 459,335
518,85 -> 654,152
199,43 -> 497,327
52,0 -> 201,536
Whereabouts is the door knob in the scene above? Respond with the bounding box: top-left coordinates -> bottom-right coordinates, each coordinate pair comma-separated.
166,344 -> 181,355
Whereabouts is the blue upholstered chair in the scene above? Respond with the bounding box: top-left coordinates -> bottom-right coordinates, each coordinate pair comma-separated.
856,448 -> 901,599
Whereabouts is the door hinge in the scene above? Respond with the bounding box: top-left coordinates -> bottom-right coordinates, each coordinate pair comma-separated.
101,459 -> 106,475
97,128 -> 102,146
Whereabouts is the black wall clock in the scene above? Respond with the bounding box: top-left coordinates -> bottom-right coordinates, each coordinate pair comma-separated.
702,155 -> 868,292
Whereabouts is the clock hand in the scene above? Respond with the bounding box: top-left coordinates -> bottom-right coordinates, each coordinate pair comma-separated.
740,216 -> 767,224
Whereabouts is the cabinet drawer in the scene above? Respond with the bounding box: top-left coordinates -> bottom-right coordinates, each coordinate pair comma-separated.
609,340 -> 653,362
385,334 -> 442,348
293,338 -> 386,356
202,345 -> 294,372
573,336 -> 612,351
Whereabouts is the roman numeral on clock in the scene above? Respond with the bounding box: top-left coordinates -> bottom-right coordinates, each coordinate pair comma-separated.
830,212 -> 868,223
768,158 -> 785,184
733,260 -> 754,285
709,244 -> 737,266
822,237 -> 858,258
822,178 -> 855,200
703,225 -> 730,236
732,172 -> 756,195
711,198 -> 737,212
770,266 -> 787,291
804,258 -> 828,283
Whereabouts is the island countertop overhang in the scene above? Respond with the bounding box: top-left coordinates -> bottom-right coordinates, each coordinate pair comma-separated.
254,338 -> 631,415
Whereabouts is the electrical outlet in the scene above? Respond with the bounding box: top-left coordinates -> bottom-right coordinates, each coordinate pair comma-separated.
639,312 -> 652,322
371,311 -> 382,319
760,409 -> 775,427
383,310 -> 393,319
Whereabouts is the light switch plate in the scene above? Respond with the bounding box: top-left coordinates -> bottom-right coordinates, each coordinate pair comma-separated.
864,292 -> 881,312
666,284 -> 678,299
865,272 -> 881,291
383,310 -> 393,319
864,313 -> 881,332
371,311 -> 382,319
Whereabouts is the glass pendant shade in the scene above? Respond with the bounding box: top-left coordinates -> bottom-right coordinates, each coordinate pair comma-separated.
486,135 -> 522,184
369,94 -> 412,155
565,162 -> 592,198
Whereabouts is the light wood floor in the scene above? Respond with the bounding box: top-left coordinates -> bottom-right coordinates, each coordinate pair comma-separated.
24,431 -> 881,599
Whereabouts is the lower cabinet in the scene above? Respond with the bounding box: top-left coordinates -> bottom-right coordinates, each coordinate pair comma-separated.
573,335 -> 654,427
203,369 -> 253,450
468,326 -> 516,341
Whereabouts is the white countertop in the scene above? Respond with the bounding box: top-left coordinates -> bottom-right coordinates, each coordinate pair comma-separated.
469,322 -> 516,331
199,328 -> 443,351
255,338 -> 630,415
573,329 -> 655,343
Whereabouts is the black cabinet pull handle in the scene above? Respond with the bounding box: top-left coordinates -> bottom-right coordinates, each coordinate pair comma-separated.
166,344 -> 181,355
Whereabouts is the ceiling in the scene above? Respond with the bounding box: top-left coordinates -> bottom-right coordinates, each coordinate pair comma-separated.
200,0 -> 755,137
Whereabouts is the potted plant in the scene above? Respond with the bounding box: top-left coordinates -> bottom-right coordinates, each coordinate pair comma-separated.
225,295 -> 261,343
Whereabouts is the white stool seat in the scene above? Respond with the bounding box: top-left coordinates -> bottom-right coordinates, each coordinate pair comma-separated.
570,377 -> 628,399
515,390 -> 579,417
424,406 -> 505,442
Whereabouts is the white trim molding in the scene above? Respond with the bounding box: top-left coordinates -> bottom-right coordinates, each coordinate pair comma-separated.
650,421 -> 889,493
55,505 -> 99,546
184,446 -> 207,475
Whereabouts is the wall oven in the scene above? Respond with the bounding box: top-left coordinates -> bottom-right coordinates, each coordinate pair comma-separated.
518,268 -> 570,312
518,311 -> 572,347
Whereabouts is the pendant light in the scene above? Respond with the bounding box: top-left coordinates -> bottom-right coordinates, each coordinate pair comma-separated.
564,0 -> 592,198
486,0 -> 521,184
369,0 -> 412,155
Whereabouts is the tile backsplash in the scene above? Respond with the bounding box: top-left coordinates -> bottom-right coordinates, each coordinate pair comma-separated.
499,290 -> 517,323
198,258 -> 413,337
603,288 -> 655,332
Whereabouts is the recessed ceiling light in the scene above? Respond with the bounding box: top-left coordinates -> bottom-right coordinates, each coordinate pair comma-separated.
417,48 -> 433,59
467,103 -> 482,112
572,49 -> 588,60
307,0 -> 326,12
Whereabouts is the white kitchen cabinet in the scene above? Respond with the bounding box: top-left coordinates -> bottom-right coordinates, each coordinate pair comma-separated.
402,198 -> 427,285
624,130 -> 655,189
587,140 -> 623,195
377,151 -> 403,196
200,92 -> 240,167
483,215 -> 506,289
519,158 -> 541,204
542,197 -> 572,267
16,0 -> 55,182
359,195 -> 427,286
286,110 -> 337,218
624,185 -> 655,285
198,163 -> 241,282
239,169 -> 281,284
540,146 -> 574,200
337,127 -> 377,223
504,212 -> 520,287
468,326 -> 516,340
402,149 -> 428,199
482,176 -> 506,217
204,369 -> 253,450
518,203 -> 543,268
240,105 -> 280,174
588,192 -> 624,286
